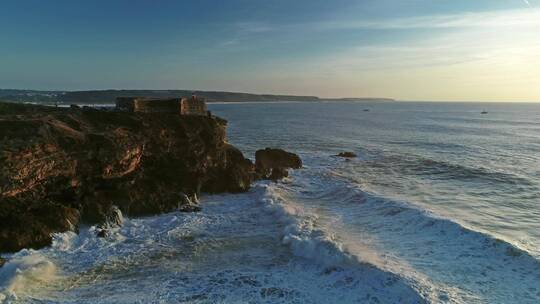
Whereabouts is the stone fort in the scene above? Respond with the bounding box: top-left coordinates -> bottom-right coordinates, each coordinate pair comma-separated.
116,96 -> 208,115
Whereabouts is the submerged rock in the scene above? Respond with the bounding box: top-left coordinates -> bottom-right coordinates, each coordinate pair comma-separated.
336,152 -> 357,158
255,148 -> 302,180
0,102 -> 255,252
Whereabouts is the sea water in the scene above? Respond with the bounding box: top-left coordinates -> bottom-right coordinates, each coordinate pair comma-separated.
1,101 -> 539,303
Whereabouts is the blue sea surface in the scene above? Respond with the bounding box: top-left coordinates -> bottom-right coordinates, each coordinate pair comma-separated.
216,101 -> 540,257
1,101 -> 539,303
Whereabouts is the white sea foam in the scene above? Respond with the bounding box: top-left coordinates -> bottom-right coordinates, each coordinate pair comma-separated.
277,166 -> 540,303
0,183 -> 427,303
260,184 -> 358,267
0,252 -> 58,302
254,183 -> 427,302
2,178 -> 538,303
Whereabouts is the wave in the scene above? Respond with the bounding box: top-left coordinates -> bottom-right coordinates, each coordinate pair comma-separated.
322,164 -> 539,262
280,168 -> 540,303
260,184 -> 358,267
0,231 -> 82,302
256,183 -> 431,303
386,140 -> 471,152
1,175 -> 537,303
0,184 -> 428,303
365,152 -> 534,187
0,251 -> 58,302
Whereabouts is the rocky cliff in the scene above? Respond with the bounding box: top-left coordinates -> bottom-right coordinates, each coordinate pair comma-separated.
0,102 -> 256,252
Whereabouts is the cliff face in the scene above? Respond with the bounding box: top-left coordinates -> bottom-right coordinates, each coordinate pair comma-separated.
0,103 -> 255,252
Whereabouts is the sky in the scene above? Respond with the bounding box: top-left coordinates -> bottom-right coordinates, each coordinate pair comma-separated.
1,0 -> 539,101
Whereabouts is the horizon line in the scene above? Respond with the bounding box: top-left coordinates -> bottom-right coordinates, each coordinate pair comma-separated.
2,88 -> 540,103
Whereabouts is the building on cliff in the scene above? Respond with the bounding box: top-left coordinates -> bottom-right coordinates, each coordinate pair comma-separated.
116,96 -> 208,115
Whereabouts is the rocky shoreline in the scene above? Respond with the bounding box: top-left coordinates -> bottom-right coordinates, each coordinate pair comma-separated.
0,102 -> 301,253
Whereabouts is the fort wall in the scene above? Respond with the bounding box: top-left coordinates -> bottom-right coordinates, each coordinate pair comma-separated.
115,97 -> 207,115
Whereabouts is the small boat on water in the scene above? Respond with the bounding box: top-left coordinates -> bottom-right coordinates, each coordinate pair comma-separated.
481,111 -> 488,114
363,109 -> 370,112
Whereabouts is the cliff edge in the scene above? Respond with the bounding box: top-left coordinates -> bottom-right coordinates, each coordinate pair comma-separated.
0,103 -> 255,252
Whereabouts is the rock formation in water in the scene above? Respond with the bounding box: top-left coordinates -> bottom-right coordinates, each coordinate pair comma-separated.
336,152 -> 357,158
0,102 -> 302,252
95,205 -> 124,238
255,148 -> 303,180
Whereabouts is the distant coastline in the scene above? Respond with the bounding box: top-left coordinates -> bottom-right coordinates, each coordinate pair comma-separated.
0,89 -> 395,105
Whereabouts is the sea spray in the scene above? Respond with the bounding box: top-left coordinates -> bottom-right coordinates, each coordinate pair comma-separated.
0,252 -> 57,301
260,184 -> 359,267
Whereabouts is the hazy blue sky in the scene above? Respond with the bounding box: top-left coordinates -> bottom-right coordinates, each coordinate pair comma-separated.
1,0 -> 539,101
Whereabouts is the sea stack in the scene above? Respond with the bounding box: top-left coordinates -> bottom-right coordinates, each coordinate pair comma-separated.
255,148 -> 303,180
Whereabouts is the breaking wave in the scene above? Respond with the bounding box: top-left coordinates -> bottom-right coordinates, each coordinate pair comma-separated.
0,183 -> 427,304
2,178 -> 539,303
0,252 -> 58,302
275,166 -> 540,303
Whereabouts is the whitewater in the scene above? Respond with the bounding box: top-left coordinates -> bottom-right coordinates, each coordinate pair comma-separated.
1,101 -> 539,303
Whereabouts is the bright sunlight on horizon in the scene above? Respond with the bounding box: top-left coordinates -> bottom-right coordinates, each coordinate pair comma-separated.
1,0 -> 539,102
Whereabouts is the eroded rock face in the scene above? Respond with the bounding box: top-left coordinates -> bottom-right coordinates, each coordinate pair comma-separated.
0,103 -> 255,252
255,148 -> 302,180
0,199 -> 80,252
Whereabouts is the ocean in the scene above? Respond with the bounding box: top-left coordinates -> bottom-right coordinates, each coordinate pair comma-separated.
1,101 -> 539,303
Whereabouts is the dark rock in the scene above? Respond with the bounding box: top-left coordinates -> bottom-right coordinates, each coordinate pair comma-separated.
255,148 -> 302,180
104,205 -> 123,228
83,201 -> 117,226
256,148 -> 302,170
178,204 -> 202,213
268,167 -> 289,181
202,144 -> 256,193
95,206 -> 123,238
177,192 -> 201,212
0,200 -> 80,252
178,192 -> 192,206
96,229 -> 109,238
336,152 -> 357,158
0,101 -> 255,252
